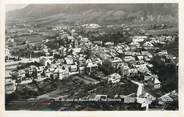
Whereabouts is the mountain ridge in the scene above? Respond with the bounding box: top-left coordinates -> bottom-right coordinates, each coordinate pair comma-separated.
6,4 -> 178,25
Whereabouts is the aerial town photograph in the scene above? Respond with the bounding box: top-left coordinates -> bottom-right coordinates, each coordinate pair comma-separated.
5,4 -> 178,111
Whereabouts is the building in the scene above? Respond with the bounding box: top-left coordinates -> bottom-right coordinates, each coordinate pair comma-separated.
5,79 -> 16,94
64,56 -> 74,65
39,57 -> 52,66
59,46 -> 67,57
112,57 -> 123,68
132,36 -> 147,43
67,36 -> 74,41
158,92 -> 174,105
136,55 -> 144,61
131,80 -> 156,110
5,48 -> 10,60
104,42 -> 114,46
145,74 -> 161,89
136,64 -> 150,74
72,48 -> 81,55
68,64 -> 79,75
153,77 -> 161,89
82,23 -> 101,29
123,56 -> 135,63
129,68 -> 138,77
158,50 -> 168,56
85,59 -> 98,75
58,65 -> 69,80
81,37 -> 89,42
143,41 -> 154,50
108,73 -> 121,83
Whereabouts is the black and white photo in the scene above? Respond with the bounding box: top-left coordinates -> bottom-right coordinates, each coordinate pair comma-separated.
4,3 -> 179,111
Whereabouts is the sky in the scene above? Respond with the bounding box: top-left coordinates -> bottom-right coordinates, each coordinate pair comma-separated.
6,4 -> 28,12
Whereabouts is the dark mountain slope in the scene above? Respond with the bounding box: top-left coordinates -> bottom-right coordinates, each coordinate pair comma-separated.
6,4 -> 178,25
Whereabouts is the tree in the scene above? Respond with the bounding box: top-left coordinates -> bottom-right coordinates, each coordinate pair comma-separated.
11,71 -> 19,80
150,55 -> 178,92
84,49 -> 92,59
100,59 -> 115,75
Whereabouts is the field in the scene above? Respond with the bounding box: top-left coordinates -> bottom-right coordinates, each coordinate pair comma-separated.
14,34 -> 45,44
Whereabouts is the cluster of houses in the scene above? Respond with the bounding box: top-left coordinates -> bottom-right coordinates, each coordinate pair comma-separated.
5,23 -> 178,110
82,23 -> 101,29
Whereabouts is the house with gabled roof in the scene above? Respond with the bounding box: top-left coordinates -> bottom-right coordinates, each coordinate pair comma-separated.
132,35 -> 148,43
143,41 -> 154,50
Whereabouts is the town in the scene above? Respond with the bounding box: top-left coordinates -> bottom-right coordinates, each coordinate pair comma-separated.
5,21 -> 178,110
